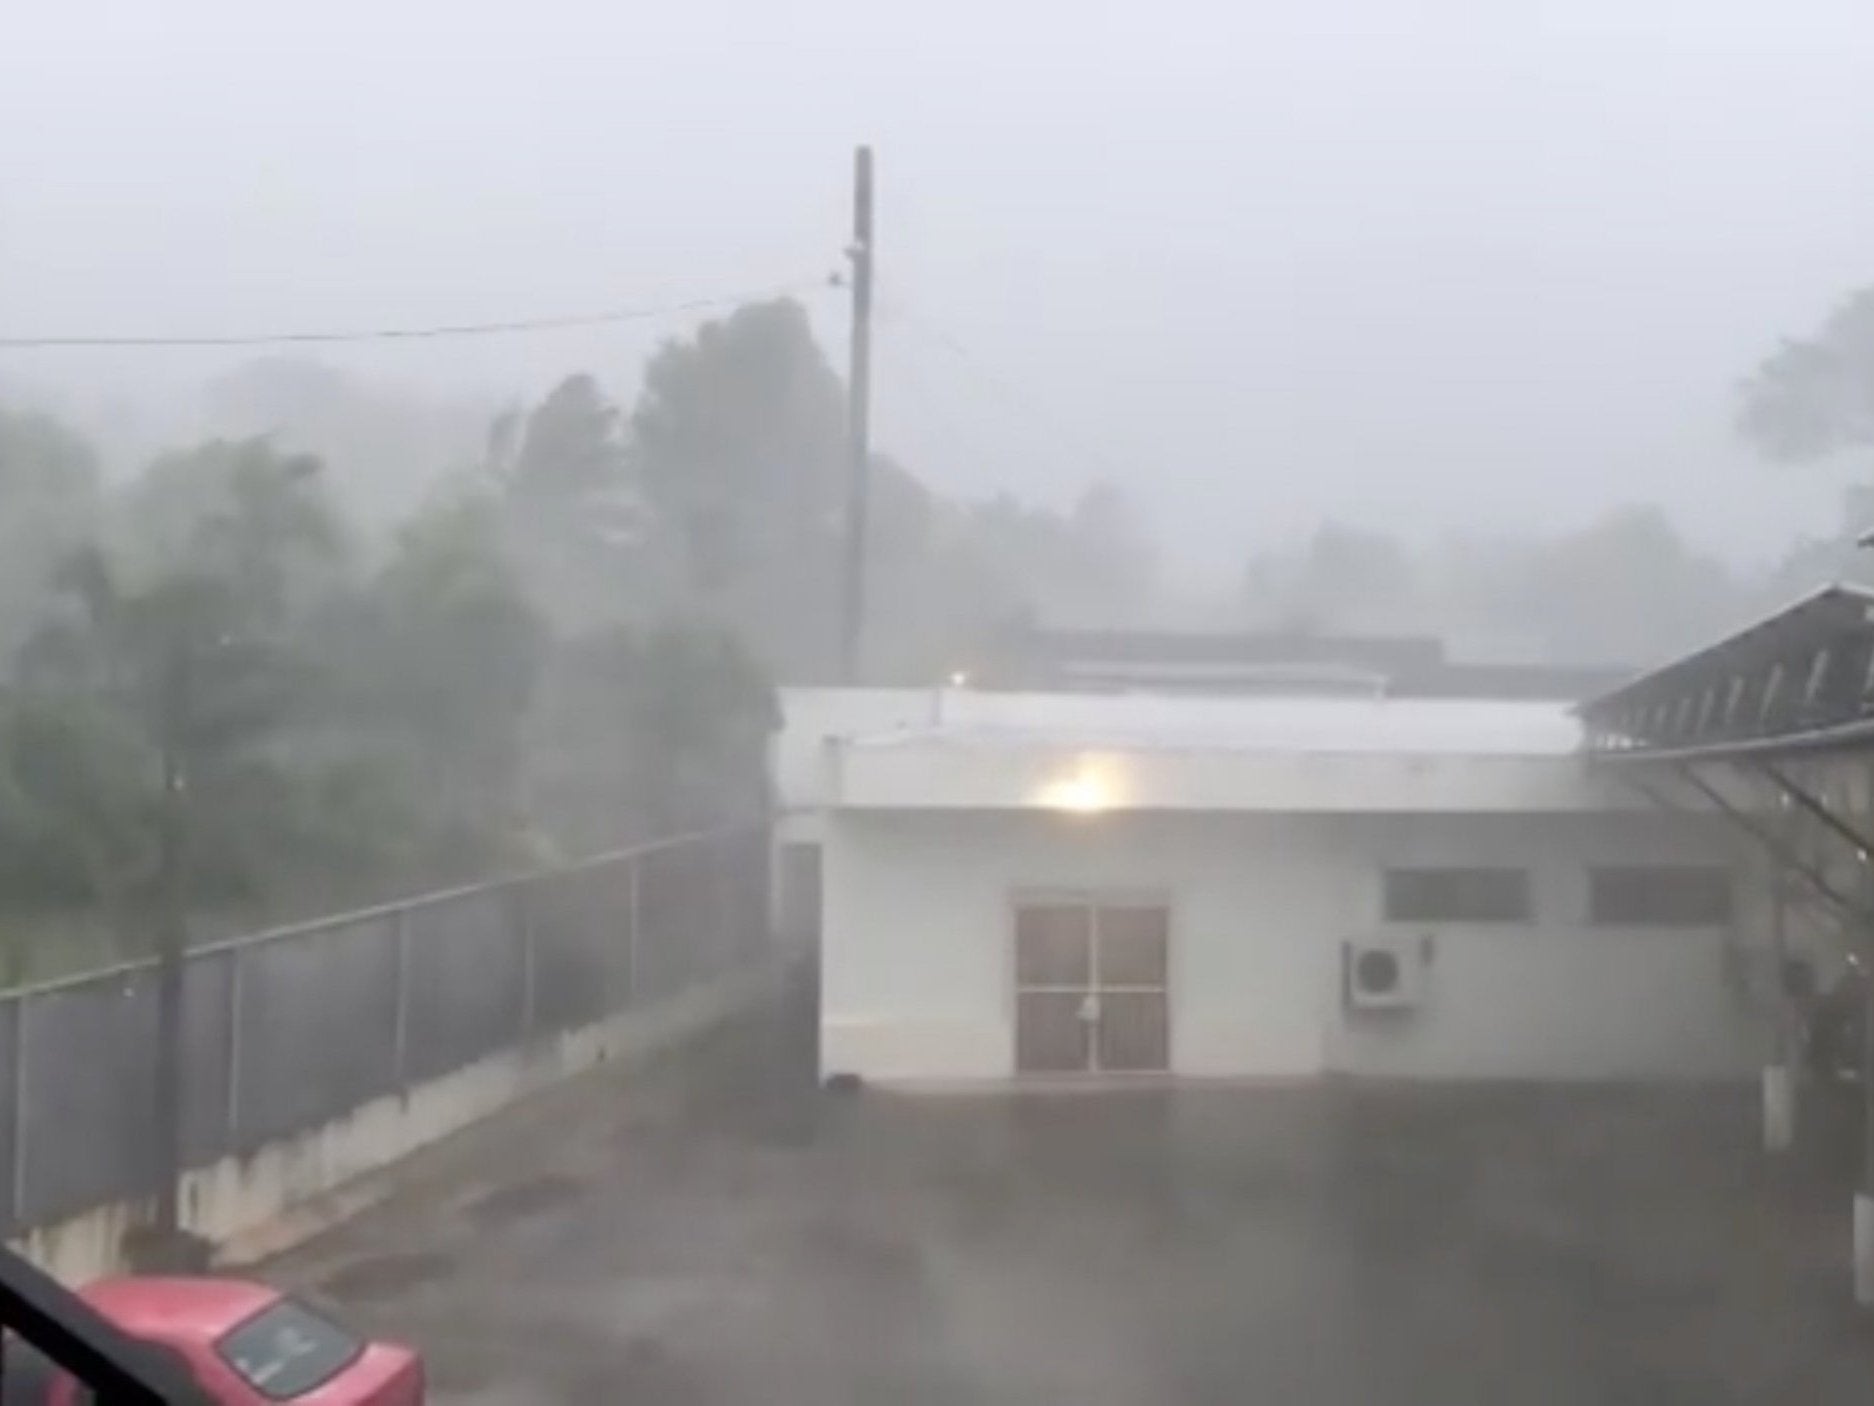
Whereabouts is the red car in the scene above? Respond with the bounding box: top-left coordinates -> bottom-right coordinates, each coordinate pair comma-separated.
8,1277 -> 422,1406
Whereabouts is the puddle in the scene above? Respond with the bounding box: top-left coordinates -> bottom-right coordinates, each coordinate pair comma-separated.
319,1248 -> 455,1301
462,1172 -> 585,1227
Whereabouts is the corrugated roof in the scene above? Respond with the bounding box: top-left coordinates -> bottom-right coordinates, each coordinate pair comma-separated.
1577,582 -> 1874,759
1579,582 -> 1874,721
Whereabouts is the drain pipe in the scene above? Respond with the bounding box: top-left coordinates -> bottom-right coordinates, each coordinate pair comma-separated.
1858,954 -> 1874,1309
1763,873 -> 1796,1154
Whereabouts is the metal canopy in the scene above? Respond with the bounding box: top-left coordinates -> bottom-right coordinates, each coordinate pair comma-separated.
1579,583 -> 1874,760
1579,583 -> 1874,1233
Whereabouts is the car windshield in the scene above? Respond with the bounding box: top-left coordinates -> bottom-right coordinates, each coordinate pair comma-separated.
215,1300 -> 361,1402
11,7 -> 1874,1405
0,1335 -> 60,1406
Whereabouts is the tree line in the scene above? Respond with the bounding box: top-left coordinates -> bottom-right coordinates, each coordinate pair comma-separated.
0,299 -> 1154,977
1242,283 -> 1874,666
4,281 -> 1872,976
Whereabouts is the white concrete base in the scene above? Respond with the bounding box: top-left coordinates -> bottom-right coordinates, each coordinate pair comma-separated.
1762,1064 -> 1796,1153
1855,1194 -> 1874,1311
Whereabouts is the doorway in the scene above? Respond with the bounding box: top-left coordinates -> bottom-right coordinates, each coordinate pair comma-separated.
1013,896 -> 1170,1074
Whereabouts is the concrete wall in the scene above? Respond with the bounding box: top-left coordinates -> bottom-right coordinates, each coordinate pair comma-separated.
830,740 -> 1637,814
822,812 -> 1341,1081
14,965 -> 774,1286
820,809 -> 1766,1085
1326,810 -> 1764,1079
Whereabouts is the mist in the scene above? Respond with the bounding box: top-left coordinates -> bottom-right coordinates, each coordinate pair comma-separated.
5,0 -> 1874,582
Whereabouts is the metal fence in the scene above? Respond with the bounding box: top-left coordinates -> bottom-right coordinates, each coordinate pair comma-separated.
0,824 -> 772,1237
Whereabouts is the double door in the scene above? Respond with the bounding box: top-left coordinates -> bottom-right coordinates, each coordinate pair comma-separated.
1013,896 -> 1170,1074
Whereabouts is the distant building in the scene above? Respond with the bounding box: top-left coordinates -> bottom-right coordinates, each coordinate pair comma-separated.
986,625 -> 1632,701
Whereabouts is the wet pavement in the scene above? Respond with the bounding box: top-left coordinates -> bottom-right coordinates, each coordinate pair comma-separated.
268,977 -> 1874,1404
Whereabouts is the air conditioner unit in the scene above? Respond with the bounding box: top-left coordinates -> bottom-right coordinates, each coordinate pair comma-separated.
1345,933 -> 1430,1011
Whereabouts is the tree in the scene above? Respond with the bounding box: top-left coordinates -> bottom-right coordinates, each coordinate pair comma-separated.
1740,287 -> 1874,464
0,405 -> 102,665
114,437 -> 344,632
4,441 -> 344,945
306,488 -> 547,877
1463,507 -> 1742,666
1061,481 -> 1158,622
911,485 -> 1160,663
1244,522 -> 1419,634
632,299 -> 847,677
529,619 -> 777,846
0,688 -> 157,914
201,357 -> 491,528
487,375 -> 658,636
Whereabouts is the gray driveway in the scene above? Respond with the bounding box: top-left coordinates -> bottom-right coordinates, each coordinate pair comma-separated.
270,980 -> 1874,1404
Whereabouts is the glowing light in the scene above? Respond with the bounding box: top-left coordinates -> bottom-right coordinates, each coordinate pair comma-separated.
947,669 -> 971,688
1031,756 -> 1124,814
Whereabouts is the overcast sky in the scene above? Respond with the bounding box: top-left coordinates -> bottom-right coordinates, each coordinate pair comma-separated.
4,0 -> 1874,581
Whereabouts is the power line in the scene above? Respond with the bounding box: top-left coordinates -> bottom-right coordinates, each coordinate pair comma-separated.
875,296 -> 1139,485
0,280 -> 823,350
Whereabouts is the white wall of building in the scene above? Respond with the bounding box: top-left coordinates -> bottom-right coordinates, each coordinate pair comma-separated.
820,808 -> 1765,1085
829,738 -> 1633,814
1327,810 -> 1763,1079
822,811 -> 1343,1081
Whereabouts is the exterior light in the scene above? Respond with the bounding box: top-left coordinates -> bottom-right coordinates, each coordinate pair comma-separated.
948,670 -> 970,689
1031,755 -> 1124,815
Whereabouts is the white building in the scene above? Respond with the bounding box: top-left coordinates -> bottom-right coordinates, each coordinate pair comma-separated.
775,687 -> 1771,1087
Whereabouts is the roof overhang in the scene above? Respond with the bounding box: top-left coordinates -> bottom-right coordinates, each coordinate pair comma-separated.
1577,583 -> 1874,763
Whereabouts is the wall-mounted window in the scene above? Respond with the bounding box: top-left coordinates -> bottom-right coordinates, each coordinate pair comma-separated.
1382,868 -> 1530,923
1588,866 -> 1733,927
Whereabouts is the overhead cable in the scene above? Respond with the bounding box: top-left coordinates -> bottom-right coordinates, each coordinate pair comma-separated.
0,280 -> 822,350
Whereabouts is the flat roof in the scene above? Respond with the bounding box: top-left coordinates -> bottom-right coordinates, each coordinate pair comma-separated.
843,696 -> 1583,758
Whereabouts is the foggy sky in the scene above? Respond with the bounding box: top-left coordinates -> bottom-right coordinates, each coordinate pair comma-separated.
5,0 -> 1874,582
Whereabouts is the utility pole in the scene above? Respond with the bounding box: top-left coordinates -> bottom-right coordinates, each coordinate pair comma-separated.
132,620 -> 206,1272
148,633 -> 190,1263
839,144 -> 875,684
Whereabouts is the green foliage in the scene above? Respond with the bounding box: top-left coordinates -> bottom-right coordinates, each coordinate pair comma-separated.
488,374 -> 656,636
1493,507 -> 1743,665
1740,288 -> 1874,463
2,441 -> 346,953
308,489 -> 549,877
0,690 -> 157,907
0,405 -> 98,499
200,356 -> 491,528
0,405 -> 102,664
628,300 -> 1158,682
529,620 -> 776,846
633,299 -> 847,675
1242,507 -> 1748,667
115,437 -> 343,626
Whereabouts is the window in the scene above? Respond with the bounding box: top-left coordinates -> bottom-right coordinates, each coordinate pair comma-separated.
216,1300 -> 362,1401
1382,868 -> 1530,923
1589,866 -> 1733,927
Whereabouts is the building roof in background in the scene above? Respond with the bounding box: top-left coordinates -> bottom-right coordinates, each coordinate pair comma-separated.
1011,627 -> 1447,673
995,625 -> 1630,702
